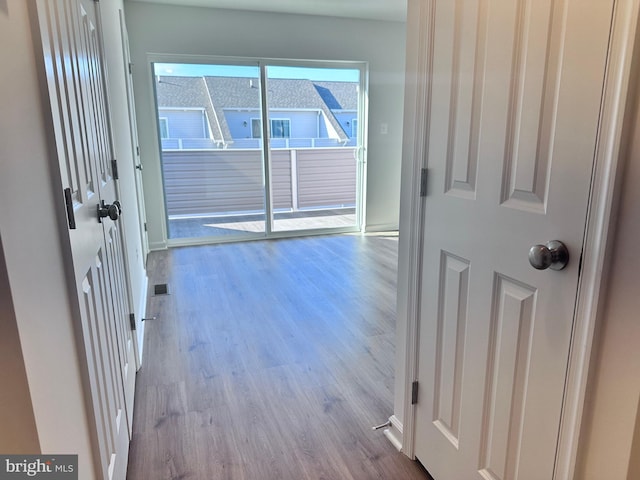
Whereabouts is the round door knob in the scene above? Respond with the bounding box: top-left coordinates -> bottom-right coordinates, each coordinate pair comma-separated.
97,200 -> 122,223
528,240 -> 569,271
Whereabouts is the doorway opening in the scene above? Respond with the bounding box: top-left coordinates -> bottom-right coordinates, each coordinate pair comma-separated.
151,59 -> 367,244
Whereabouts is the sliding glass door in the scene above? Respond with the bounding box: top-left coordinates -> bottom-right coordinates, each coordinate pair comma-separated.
264,65 -> 361,233
154,63 -> 266,241
152,58 -> 366,244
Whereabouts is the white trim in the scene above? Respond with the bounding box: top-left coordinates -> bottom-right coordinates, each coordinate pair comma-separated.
396,0 -> 434,459
555,0 -> 640,478
146,55 -> 169,250
147,53 -> 364,71
290,149 -> 299,211
165,225 -> 361,248
356,66 -> 369,234
384,414 -> 404,452
134,273 -> 148,370
148,240 -> 168,251
269,118 -> 292,138
157,106 -> 206,111
225,108 -> 324,113
397,0 -> 640,475
158,116 -> 169,139
250,117 -> 262,138
259,63 -> 274,236
364,222 -> 399,233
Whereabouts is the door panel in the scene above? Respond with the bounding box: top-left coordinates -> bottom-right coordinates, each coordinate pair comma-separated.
105,220 -> 137,434
414,1 -> 614,479
36,0 -> 133,478
90,0 -> 137,449
120,10 -> 149,260
478,274 -> 536,480
431,252 -> 469,448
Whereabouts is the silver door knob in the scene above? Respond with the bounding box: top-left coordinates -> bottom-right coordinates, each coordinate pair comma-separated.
528,240 -> 569,271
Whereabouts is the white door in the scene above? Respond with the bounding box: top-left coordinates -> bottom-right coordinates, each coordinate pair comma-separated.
414,1 -> 614,479
36,0 -> 133,477
119,9 -> 149,263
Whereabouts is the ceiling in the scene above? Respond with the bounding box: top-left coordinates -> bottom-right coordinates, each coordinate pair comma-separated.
125,0 -> 407,23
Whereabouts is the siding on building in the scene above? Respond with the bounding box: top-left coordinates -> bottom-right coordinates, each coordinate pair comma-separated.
156,76 -> 357,148
159,108 -> 207,139
224,109 -> 327,141
333,111 -> 358,137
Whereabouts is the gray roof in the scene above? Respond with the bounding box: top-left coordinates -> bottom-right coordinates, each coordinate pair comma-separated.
313,81 -> 358,111
156,76 -> 226,142
156,75 -> 354,144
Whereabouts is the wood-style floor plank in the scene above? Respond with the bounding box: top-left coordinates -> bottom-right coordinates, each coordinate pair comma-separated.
127,234 -> 430,479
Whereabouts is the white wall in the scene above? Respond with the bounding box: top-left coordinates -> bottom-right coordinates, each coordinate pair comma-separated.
0,235 -> 39,454
124,2 -> 407,248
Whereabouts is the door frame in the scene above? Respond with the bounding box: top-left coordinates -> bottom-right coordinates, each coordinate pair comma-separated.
119,9 -> 149,265
395,0 -> 640,478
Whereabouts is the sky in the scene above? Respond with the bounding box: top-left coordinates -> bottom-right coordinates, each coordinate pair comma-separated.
154,63 -> 360,82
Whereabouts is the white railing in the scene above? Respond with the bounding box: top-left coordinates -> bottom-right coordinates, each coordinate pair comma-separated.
161,137 -> 356,150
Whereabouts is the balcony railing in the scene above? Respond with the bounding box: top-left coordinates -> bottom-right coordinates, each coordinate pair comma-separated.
161,137 -> 357,150
162,147 -> 357,218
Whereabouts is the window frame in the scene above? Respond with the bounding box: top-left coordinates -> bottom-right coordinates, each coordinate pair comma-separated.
159,116 -> 169,139
269,118 -> 291,138
251,118 -> 262,138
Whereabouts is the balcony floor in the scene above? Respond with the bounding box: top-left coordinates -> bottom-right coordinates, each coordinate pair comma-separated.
168,208 -> 357,240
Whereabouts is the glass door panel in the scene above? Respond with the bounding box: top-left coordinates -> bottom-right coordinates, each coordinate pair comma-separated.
153,63 -> 266,241
264,65 -> 361,233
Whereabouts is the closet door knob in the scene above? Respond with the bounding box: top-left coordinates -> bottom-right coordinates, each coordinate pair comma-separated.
528,240 -> 569,271
97,200 -> 122,223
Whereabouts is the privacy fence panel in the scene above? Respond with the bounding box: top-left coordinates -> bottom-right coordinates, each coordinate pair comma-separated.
162,148 -> 356,216
163,150 -> 264,216
296,148 -> 357,209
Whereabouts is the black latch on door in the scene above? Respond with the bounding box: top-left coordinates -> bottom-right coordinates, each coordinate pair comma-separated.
63,187 -> 76,230
97,200 -> 122,222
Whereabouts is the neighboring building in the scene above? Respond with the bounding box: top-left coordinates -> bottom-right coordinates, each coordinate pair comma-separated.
155,76 -> 359,149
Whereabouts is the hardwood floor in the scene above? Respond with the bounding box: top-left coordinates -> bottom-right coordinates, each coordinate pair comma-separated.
127,234 -> 430,479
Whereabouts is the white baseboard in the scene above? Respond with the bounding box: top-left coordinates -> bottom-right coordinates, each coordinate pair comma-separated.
149,240 -> 167,251
135,273 -> 148,370
384,414 -> 403,452
364,223 -> 399,233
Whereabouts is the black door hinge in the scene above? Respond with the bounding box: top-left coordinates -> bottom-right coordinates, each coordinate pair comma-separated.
129,313 -> 136,331
63,188 -> 76,230
420,168 -> 428,197
411,381 -> 419,405
136,145 -> 140,156
144,222 -> 148,232
128,62 -> 134,75
111,159 -> 119,180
